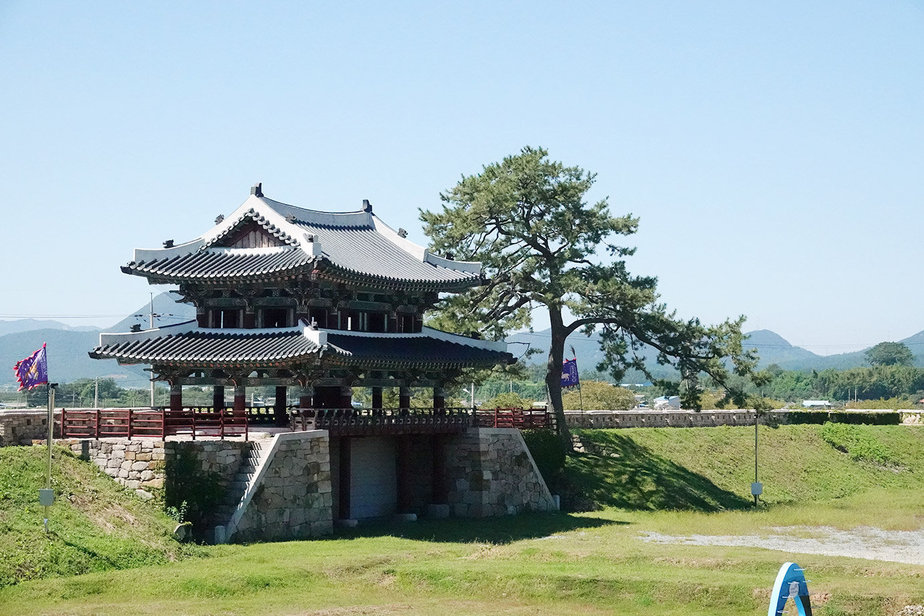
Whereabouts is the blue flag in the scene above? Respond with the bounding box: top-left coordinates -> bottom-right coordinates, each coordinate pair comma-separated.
561,358 -> 579,388
14,343 -> 48,391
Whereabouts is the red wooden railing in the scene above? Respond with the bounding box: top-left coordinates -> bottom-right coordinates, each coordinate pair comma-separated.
60,408 -> 248,440
59,406 -> 551,439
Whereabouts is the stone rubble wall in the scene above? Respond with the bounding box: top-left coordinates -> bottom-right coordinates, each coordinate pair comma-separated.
564,409 -> 924,428
61,437 -> 168,499
564,409 -> 762,429
0,410 -> 59,446
444,428 -> 556,517
233,431 -> 333,541
60,437 -> 250,501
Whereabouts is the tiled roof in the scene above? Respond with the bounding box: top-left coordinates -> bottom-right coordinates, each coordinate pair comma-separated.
124,246 -> 314,282
123,193 -> 481,289
90,327 -> 322,366
293,219 -> 476,288
325,332 -> 512,368
90,326 -> 512,369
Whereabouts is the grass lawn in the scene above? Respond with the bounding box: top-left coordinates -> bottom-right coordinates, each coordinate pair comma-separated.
0,425 -> 921,615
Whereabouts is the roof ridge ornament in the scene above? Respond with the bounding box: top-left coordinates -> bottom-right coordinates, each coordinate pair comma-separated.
363,199 -> 373,213
251,182 -> 263,197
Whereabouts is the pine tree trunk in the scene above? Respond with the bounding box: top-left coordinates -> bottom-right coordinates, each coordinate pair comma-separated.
546,309 -> 573,453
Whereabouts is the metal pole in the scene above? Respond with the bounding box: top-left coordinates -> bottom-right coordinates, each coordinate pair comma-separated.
44,383 -> 56,533
47,384 -> 55,488
754,411 -> 759,506
149,293 -> 156,408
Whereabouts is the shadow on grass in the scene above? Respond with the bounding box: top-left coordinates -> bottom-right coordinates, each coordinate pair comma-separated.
50,530 -> 120,570
562,432 -> 751,512
338,512 -> 624,544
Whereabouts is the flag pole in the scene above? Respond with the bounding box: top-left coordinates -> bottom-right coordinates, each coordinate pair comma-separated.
46,383 -> 55,488
571,346 -> 584,414
44,382 -> 56,533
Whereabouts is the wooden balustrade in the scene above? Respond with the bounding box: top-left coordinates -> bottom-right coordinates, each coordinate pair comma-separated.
59,406 -> 551,439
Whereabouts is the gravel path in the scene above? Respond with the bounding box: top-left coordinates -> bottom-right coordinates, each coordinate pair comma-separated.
640,526 -> 924,565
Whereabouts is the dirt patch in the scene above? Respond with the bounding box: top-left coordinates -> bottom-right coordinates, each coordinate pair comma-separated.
640,526 -> 924,565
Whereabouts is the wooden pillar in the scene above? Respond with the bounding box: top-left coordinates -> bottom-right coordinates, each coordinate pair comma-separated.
298,386 -> 313,410
212,385 -> 225,411
274,385 -> 288,426
169,383 -> 183,411
339,437 -> 352,520
397,435 -> 413,513
431,435 -> 446,505
433,386 -> 446,410
340,386 -> 353,409
243,307 -> 256,329
371,387 -> 383,410
233,384 -> 246,412
399,385 -> 411,410
196,307 -> 208,328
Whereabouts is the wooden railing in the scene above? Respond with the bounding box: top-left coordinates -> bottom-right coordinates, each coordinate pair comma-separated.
305,407 -> 475,436
59,406 -> 552,439
60,408 -> 248,440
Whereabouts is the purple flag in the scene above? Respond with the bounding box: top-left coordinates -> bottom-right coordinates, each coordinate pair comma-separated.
14,343 -> 48,391
561,358 -> 580,388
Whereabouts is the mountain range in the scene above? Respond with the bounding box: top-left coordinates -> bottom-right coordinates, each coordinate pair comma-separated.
508,326 -> 924,378
3,293 -> 922,387
1,292 -> 195,388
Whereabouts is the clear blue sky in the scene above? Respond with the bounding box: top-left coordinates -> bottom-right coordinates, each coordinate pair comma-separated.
1,2 -> 922,355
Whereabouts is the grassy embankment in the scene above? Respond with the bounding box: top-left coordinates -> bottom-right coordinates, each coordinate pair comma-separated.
0,424 -> 922,615
0,446 -> 204,588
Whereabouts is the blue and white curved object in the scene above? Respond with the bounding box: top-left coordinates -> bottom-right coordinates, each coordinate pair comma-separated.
768,562 -> 813,616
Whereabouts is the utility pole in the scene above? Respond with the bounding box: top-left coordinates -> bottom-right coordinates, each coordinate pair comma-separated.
94,377 -> 99,408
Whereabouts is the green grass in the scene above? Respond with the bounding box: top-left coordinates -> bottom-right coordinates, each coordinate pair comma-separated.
0,425 -> 922,615
563,424 -> 924,515
0,446 -> 205,588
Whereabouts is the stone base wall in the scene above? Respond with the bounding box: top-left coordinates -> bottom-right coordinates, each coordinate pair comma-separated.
233,431 -> 333,541
60,438 -> 249,502
62,438 -> 167,498
564,409 -> 923,429
0,410 -> 59,446
564,409 -> 763,429
444,428 -> 556,517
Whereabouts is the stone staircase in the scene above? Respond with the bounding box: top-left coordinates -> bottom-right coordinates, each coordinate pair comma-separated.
211,439 -> 272,541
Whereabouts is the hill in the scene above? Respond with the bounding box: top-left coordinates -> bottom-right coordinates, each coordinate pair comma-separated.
563,423 -> 924,512
509,327 -> 924,376
0,292 -> 194,388
0,320 -> 97,337
0,446 -> 200,587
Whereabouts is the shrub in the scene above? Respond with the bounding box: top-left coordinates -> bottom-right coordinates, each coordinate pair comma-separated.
521,429 -> 565,482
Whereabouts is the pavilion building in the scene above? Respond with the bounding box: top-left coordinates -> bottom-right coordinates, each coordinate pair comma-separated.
87,185 -> 557,531
91,183 -> 511,416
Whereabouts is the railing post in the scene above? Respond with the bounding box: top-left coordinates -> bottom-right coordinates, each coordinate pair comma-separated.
95,409 -> 100,439
127,408 -> 133,440
161,408 -> 166,438
192,410 -> 196,440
